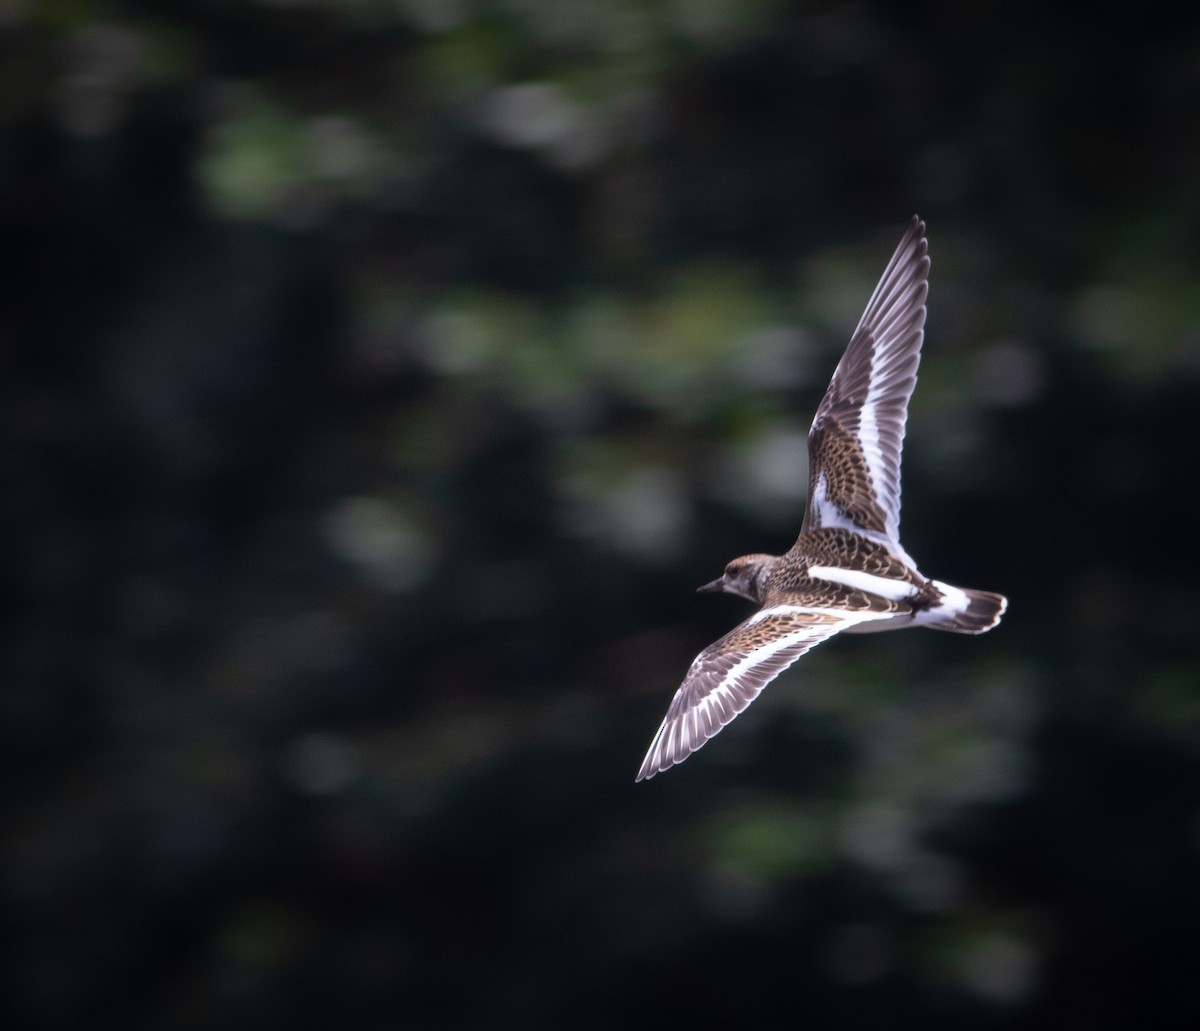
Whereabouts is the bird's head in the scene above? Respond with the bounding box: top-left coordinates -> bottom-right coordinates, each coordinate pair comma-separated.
697,554 -> 775,604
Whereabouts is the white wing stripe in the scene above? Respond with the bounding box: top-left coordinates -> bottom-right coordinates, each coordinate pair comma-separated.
722,626 -> 826,684
859,342 -> 884,505
806,565 -> 921,601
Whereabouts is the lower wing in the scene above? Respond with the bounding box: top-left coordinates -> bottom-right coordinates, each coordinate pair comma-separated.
636,604 -> 893,781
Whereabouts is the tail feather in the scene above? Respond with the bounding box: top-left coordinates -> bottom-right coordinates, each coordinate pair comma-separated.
923,583 -> 1008,634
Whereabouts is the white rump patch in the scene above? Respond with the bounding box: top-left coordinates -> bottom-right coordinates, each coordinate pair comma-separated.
928,579 -> 969,611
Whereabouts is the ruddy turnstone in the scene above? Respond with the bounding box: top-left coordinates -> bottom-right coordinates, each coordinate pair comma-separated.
636,216 -> 1007,782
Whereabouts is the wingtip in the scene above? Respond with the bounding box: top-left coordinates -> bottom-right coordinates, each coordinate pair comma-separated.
905,214 -> 927,249
635,725 -> 696,783
634,733 -> 666,782
906,217 -> 930,273
634,753 -> 664,783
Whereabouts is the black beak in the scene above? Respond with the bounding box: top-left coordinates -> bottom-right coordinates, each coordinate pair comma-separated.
696,576 -> 726,594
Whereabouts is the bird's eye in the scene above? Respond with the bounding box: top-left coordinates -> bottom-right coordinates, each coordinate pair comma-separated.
727,564 -> 740,576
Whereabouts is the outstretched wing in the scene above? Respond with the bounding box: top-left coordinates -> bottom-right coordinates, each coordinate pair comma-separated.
635,605 -> 891,781
802,216 -> 929,546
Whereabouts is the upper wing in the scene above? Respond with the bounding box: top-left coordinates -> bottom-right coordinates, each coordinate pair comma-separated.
635,605 -> 891,781
802,216 -> 930,545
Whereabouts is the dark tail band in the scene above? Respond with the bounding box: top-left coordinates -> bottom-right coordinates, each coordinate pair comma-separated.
928,587 -> 1008,634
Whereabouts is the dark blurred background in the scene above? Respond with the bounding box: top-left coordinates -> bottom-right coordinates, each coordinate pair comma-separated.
5,1 -> 1200,1028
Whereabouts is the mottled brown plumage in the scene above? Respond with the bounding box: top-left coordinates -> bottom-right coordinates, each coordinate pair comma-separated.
636,217 -> 1008,782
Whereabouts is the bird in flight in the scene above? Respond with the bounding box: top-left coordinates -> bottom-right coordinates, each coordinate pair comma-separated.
636,216 -> 1007,782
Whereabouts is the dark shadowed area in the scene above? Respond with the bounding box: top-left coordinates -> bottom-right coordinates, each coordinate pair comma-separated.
5,2 -> 1200,1028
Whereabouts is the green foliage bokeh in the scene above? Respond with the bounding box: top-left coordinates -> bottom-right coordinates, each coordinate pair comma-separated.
5,2 -> 1200,1028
